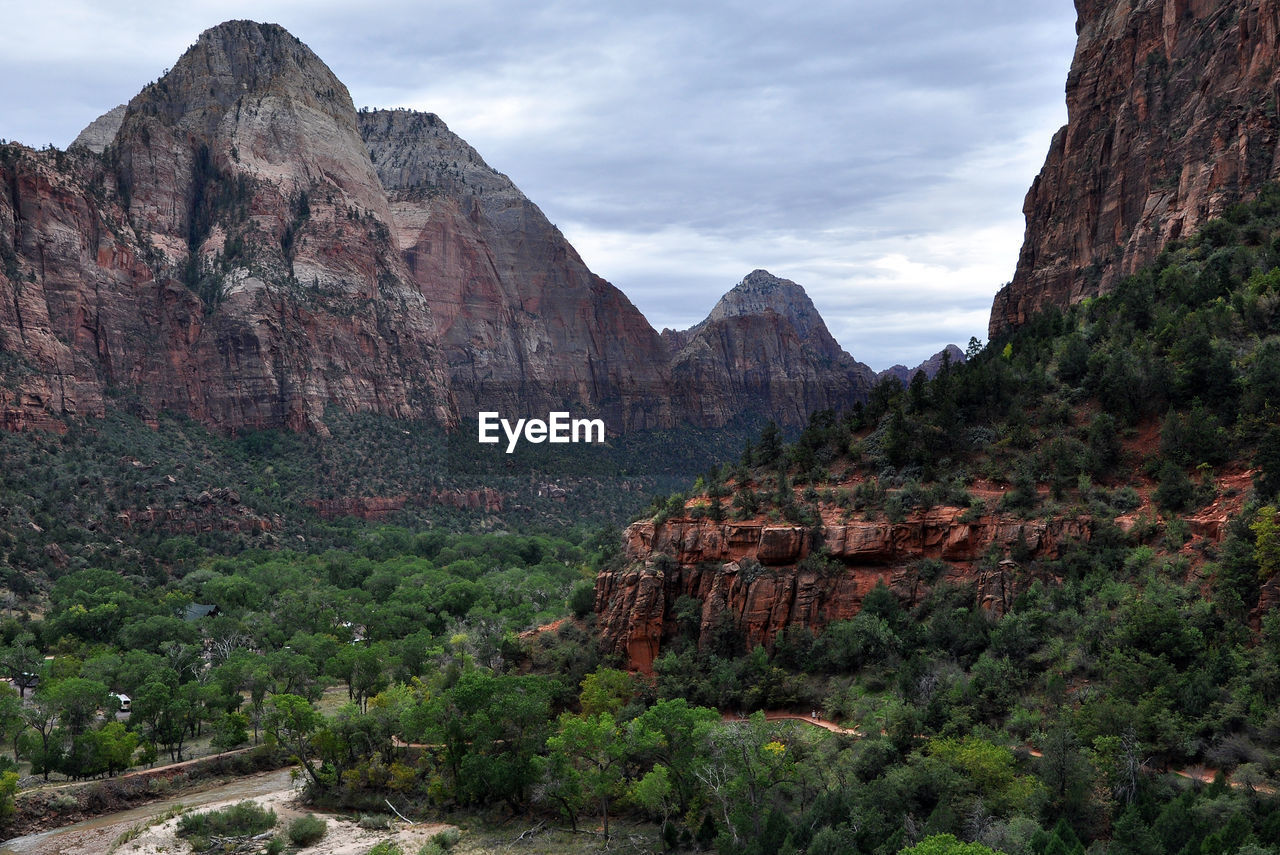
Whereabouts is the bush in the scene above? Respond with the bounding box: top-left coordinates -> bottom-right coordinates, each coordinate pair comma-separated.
177,800 -> 276,840
288,814 -> 327,846
48,792 -> 78,812
1155,461 -> 1195,511
368,842 -> 403,855
430,827 -> 460,850
567,580 -> 595,619
359,813 -> 392,830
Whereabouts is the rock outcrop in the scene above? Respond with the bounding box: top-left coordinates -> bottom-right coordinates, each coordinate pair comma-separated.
70,105 -> 126,154
991,0 -> 1280,335
663,270 -> 876,426
596,510 -> 1090,673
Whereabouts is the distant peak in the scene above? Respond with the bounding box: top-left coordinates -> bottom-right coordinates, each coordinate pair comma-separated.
734,269 -> 797,294
154,19 -> 342,108
196,19 -> 300,48
707,270 -> 822,337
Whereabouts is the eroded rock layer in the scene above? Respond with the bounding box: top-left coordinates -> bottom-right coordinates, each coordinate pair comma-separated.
596,511 -> 1090,673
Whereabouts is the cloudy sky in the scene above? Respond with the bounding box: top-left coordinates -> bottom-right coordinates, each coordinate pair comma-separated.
1,0 -> 1077,370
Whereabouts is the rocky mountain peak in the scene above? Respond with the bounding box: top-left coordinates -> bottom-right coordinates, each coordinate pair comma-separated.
877,344 -> 965,385
706,269 -> 825,341
70,105 -> 125,153
115,18 -> 390,240
665,270 -> 875,427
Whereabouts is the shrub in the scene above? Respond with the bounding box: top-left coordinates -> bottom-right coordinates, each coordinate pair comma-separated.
49,792 -> 78,812
177,800 -> 276,841
1155,461 -> 1195,511
567,580 -> 595,619
368,842 -> 403,855
359,813 -> 392,831
288,814 -> 327,847
1108,486 -> 1142,512
430,827 -> 461,850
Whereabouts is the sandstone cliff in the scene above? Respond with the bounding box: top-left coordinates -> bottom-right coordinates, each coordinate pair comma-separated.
0,21 -> 456,434
992,0 -> 1280,334
596,509 -> 1089,673
663,270 -> 876,427
359,109 -> 674,431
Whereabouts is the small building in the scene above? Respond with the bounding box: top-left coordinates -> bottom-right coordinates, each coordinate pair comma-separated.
183,603 -> 220,621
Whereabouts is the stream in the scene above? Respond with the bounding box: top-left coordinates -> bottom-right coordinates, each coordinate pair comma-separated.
0,768 -> 297,855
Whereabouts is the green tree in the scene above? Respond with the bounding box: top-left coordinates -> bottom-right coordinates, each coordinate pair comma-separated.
0,685 -> 23,762
898,835 -> 998,855
18,692 -> 60,780
94,720 -> 138,777
264,694 -> 325,790
543,712 -> 626,839
47,678 -> 109,736
0,770 -> 17,826
579,667 -> 634,717
1252,505 -> 1280,580
625,698 -> 719,816
0,637 -> 42,698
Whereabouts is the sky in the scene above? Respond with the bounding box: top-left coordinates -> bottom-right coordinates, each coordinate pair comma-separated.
0,0 -> 1078,370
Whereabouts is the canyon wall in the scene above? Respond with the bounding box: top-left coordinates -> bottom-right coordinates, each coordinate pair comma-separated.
596,510 -> 1090,673
992,0 -> 1280,334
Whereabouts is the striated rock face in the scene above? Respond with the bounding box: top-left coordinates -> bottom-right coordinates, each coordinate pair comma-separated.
664,270 -> 876,427
0,21 -> 456,434
306,496 -> 409,521
596,509 -> 1090,673
115,487 -> 281,533
359,109 -> 674,431
427,487 -> 504,513
992,0 -> 1280,335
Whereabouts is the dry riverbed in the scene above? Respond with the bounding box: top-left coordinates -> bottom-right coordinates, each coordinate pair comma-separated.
3,768 -> 662,855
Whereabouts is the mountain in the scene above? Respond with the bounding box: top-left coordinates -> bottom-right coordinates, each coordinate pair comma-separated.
358,109 -> 673,431
876,343 -> 965,386
991,0 -> 1280,335
662,270 -> 876,427
596,0 -> 1280,672
0,21 -> 873,437
0,21 -> 455,434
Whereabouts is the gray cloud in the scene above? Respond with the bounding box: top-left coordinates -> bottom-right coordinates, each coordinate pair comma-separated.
0,0 -> 1077,368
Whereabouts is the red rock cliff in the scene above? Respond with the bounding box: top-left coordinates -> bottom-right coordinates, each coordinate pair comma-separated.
0,21 -> 456,434
596,510 -> 1090,673
991,0 -> 1280,335
359,109 -> 675,432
